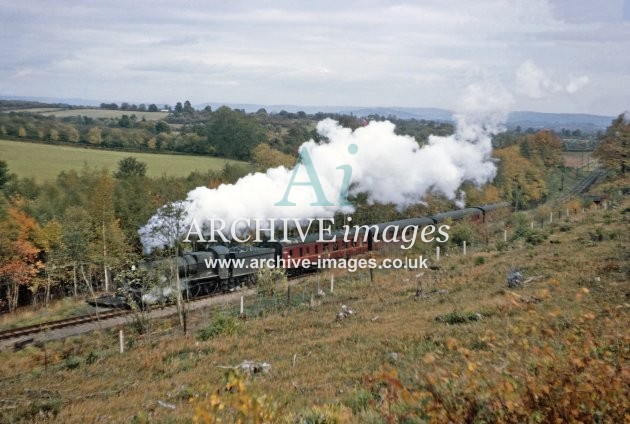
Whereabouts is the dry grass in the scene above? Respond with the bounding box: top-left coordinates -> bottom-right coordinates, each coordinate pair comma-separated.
0,297 -> 94,331
0,200 -> 627,422
562,151 -> 594,169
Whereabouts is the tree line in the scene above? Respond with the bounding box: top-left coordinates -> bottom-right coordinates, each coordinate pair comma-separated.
1,108 -> 627,313
0,157 -> 249,312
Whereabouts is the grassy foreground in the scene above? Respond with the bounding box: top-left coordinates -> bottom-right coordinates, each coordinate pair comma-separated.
0,139 -> 246,181
0,200 -> 627,422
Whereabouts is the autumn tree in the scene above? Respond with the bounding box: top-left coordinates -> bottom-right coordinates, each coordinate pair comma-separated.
251,143 -> 296,170
594,113 -> 629,175
493,145 -> 547,209
87,126 -> 102,145
0,207 -> 42,312
524,130 -> 563,167
33,219 -> 63,306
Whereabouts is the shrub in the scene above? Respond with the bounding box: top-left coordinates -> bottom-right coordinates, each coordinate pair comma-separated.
449,221 -> 476,247
197,312 -> 243,341
295,404 -> 352,423
256,267 -> 288,297
193,371 -> 279,423
344,389 -> 372,414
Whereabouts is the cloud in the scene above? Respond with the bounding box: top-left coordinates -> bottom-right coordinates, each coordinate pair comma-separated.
0,0 -> 626,114
515,60 -> 589,98
566,75 -> 590,93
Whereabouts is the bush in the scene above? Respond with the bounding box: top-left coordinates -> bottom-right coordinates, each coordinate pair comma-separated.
256,267 -> 287,297
197,312 -> 243,341
295,404 -> 352,423
349,289 -> 630,423
525,229 -> 547,245
344,389 -> 372,414
65,355 -> 81,370
449,221 -> 476,247
193,371 -> 279,423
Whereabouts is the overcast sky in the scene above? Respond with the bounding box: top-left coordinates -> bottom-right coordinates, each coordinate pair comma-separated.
0,0 -> 628,115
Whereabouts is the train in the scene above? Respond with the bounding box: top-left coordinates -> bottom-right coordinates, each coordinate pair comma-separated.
121,202 -> 510,307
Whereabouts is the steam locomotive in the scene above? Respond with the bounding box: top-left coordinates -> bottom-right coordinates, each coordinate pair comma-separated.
125,202 -> 509,306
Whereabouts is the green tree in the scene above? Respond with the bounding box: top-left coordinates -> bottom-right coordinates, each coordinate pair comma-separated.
148,104 -> 159,112
119,115 -> 131,128
86,170 -> 128,292
61,207 -> 92,297
155,120 -> 170,134
114,157 -> 147,179
594,113 -> 629,175
207,106 -> 265,160
183,100 -> 194,114
0,160 -> 9,190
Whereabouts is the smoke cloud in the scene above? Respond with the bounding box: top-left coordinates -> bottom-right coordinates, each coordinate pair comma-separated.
140,85 -> 511,252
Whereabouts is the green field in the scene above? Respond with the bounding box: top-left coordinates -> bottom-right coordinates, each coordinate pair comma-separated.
0,139 -> 247,181
6,108 -> 170,121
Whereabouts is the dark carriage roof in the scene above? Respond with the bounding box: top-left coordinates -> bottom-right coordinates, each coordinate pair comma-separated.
431,208 -> 482,222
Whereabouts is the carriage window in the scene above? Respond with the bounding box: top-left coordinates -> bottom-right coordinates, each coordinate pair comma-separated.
315,245 -> 319,254
299,247 -> 303,256
323,244 -> 329,252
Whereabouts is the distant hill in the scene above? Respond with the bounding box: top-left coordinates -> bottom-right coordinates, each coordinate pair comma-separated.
197,102 -> 613,132
1,95 -> 614,132
505,111 -> 614,132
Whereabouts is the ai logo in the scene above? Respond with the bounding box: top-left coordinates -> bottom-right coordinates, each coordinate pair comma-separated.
275,143 -> 358,207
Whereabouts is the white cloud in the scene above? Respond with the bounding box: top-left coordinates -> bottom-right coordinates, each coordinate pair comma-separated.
0,0 -> 626,114
515,60 -> 589,98
566,75 -> 590,93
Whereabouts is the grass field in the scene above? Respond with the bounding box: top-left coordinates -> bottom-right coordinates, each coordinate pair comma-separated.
562,150 -> 594,169
0,139 -> 247,181
5,108 -> 170,121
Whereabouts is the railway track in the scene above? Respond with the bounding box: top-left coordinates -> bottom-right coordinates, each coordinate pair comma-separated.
558,167 -> 606,203
0,273 -> 314,349
0,309 -> 128,343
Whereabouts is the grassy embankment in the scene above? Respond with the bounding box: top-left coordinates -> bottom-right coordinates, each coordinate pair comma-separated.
0,194 -> 627,422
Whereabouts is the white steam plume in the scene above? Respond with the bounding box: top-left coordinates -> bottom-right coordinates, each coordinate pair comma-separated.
140,86 -> 510,252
